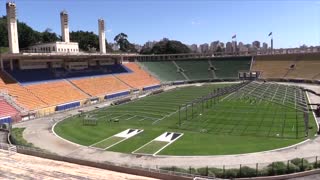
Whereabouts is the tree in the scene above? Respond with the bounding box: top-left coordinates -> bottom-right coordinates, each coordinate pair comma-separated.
17,22 -> 42,49
0,16 -> 8,47
41,28 -> 59,43
140,39 -> 191,54
114,33 -> 137,52
70,31 -> 99,52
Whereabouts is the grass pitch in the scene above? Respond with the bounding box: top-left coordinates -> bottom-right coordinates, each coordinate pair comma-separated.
91,136 -> 124,149
134,141 -> 169,154
54,83 -> 318,155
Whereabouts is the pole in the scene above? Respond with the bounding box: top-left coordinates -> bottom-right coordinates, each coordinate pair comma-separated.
192,103 -> 194,119
186,104 -> 188,121
178,106 -> 181,127
296,109 -> 298,139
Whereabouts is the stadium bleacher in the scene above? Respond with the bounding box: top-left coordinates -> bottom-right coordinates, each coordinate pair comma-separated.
138,61 -> 185,82
139,57 -> 251,81
0,71 -> 47,110
175,60 -> 213,80
25,81 -> 88,107
0,99 -> 19,119
252,54 -> 320,80
210,57 -> 251,79
70,75 -> 130,97
115,63 -> 160,89
0,54 -> 319,117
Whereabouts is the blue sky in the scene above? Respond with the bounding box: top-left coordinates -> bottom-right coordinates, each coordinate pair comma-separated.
1,0 -> 319,48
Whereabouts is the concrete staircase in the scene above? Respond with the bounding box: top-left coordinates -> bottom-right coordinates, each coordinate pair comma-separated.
65,79 -> 92,97
172,61 -> 189,80
208,60 -> 216,79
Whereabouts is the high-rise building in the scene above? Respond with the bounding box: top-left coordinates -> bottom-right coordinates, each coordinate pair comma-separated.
219,42 -> 225,49
189,44 -> 198,53
252,41 -> 260,49
98,19 -> 106,54
210,41 -> 220,52
232,41 -> 237,53
262,42 -> 268,50
6,2 -> 19,54
238,42 -> 248,53
60,11 -> 70,43
226,42 -> 233,54
199,43 -> 209,53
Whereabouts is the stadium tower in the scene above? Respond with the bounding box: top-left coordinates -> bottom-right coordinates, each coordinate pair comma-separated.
60,11 -> 70,43
98,19 -> 106,54
6,2 -> 19,54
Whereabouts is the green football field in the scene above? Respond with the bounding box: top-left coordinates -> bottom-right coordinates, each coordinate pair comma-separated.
54,82 -> 318,155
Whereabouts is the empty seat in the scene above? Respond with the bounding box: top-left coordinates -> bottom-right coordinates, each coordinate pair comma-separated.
0,71 -> 47,110
25,81 -> 88,107
71,76 -> 130,97
0,100 -> 19,118
115,63 -> 160,89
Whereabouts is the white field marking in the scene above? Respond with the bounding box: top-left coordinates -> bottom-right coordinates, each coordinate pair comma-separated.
220,91 -> 235,101
51,121 -> 88,148
104,129 -> 144,150
132,137 -> 157,154
132,132 -> 183,155
306,92 -> 320,131
152,110 -> 178,125
153,133 -> 183,156
89,128 -> 137,147
110,114 -> 129,120
139,117 -> 147,121
152,102 -> 196,125
124,115 -> 137,121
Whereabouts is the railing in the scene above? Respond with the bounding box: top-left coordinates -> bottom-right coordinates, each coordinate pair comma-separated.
0,142 -> 203,180
0,141 -> 319,179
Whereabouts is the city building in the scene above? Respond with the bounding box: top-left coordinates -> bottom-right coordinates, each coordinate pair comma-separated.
210,41 -> 220,52
199,43 -> 209,53
252,41 -> 261,49
189,44 -> 198,53
226,42 -> 233,54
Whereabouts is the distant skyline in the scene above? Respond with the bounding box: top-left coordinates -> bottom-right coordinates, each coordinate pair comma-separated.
1,0 -> 319,48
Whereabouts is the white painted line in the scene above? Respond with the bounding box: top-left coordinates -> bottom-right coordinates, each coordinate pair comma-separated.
153,133 -> 183,156
132,132 -> 184,155
90,129 -> 143,149
124,115 -> 137,121
306,92 -> 320,131
132,137 -> 156,154
104,130 -> 144,150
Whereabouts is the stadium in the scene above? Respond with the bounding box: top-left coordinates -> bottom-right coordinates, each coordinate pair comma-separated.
0,1 -> 320,180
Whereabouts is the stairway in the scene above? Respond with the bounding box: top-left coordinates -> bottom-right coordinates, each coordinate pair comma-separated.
64,79 -> 92,97
208,60 -> 216,79
112,74 -> 135,89
172,61 -> 189,80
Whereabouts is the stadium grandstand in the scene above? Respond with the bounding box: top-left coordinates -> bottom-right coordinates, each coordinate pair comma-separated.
252,53 -> 320,80
0,53 -> 320,121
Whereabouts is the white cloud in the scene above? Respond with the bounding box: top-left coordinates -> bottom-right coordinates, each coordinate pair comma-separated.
106,29 -> 112,33
191,20 -> 201,25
